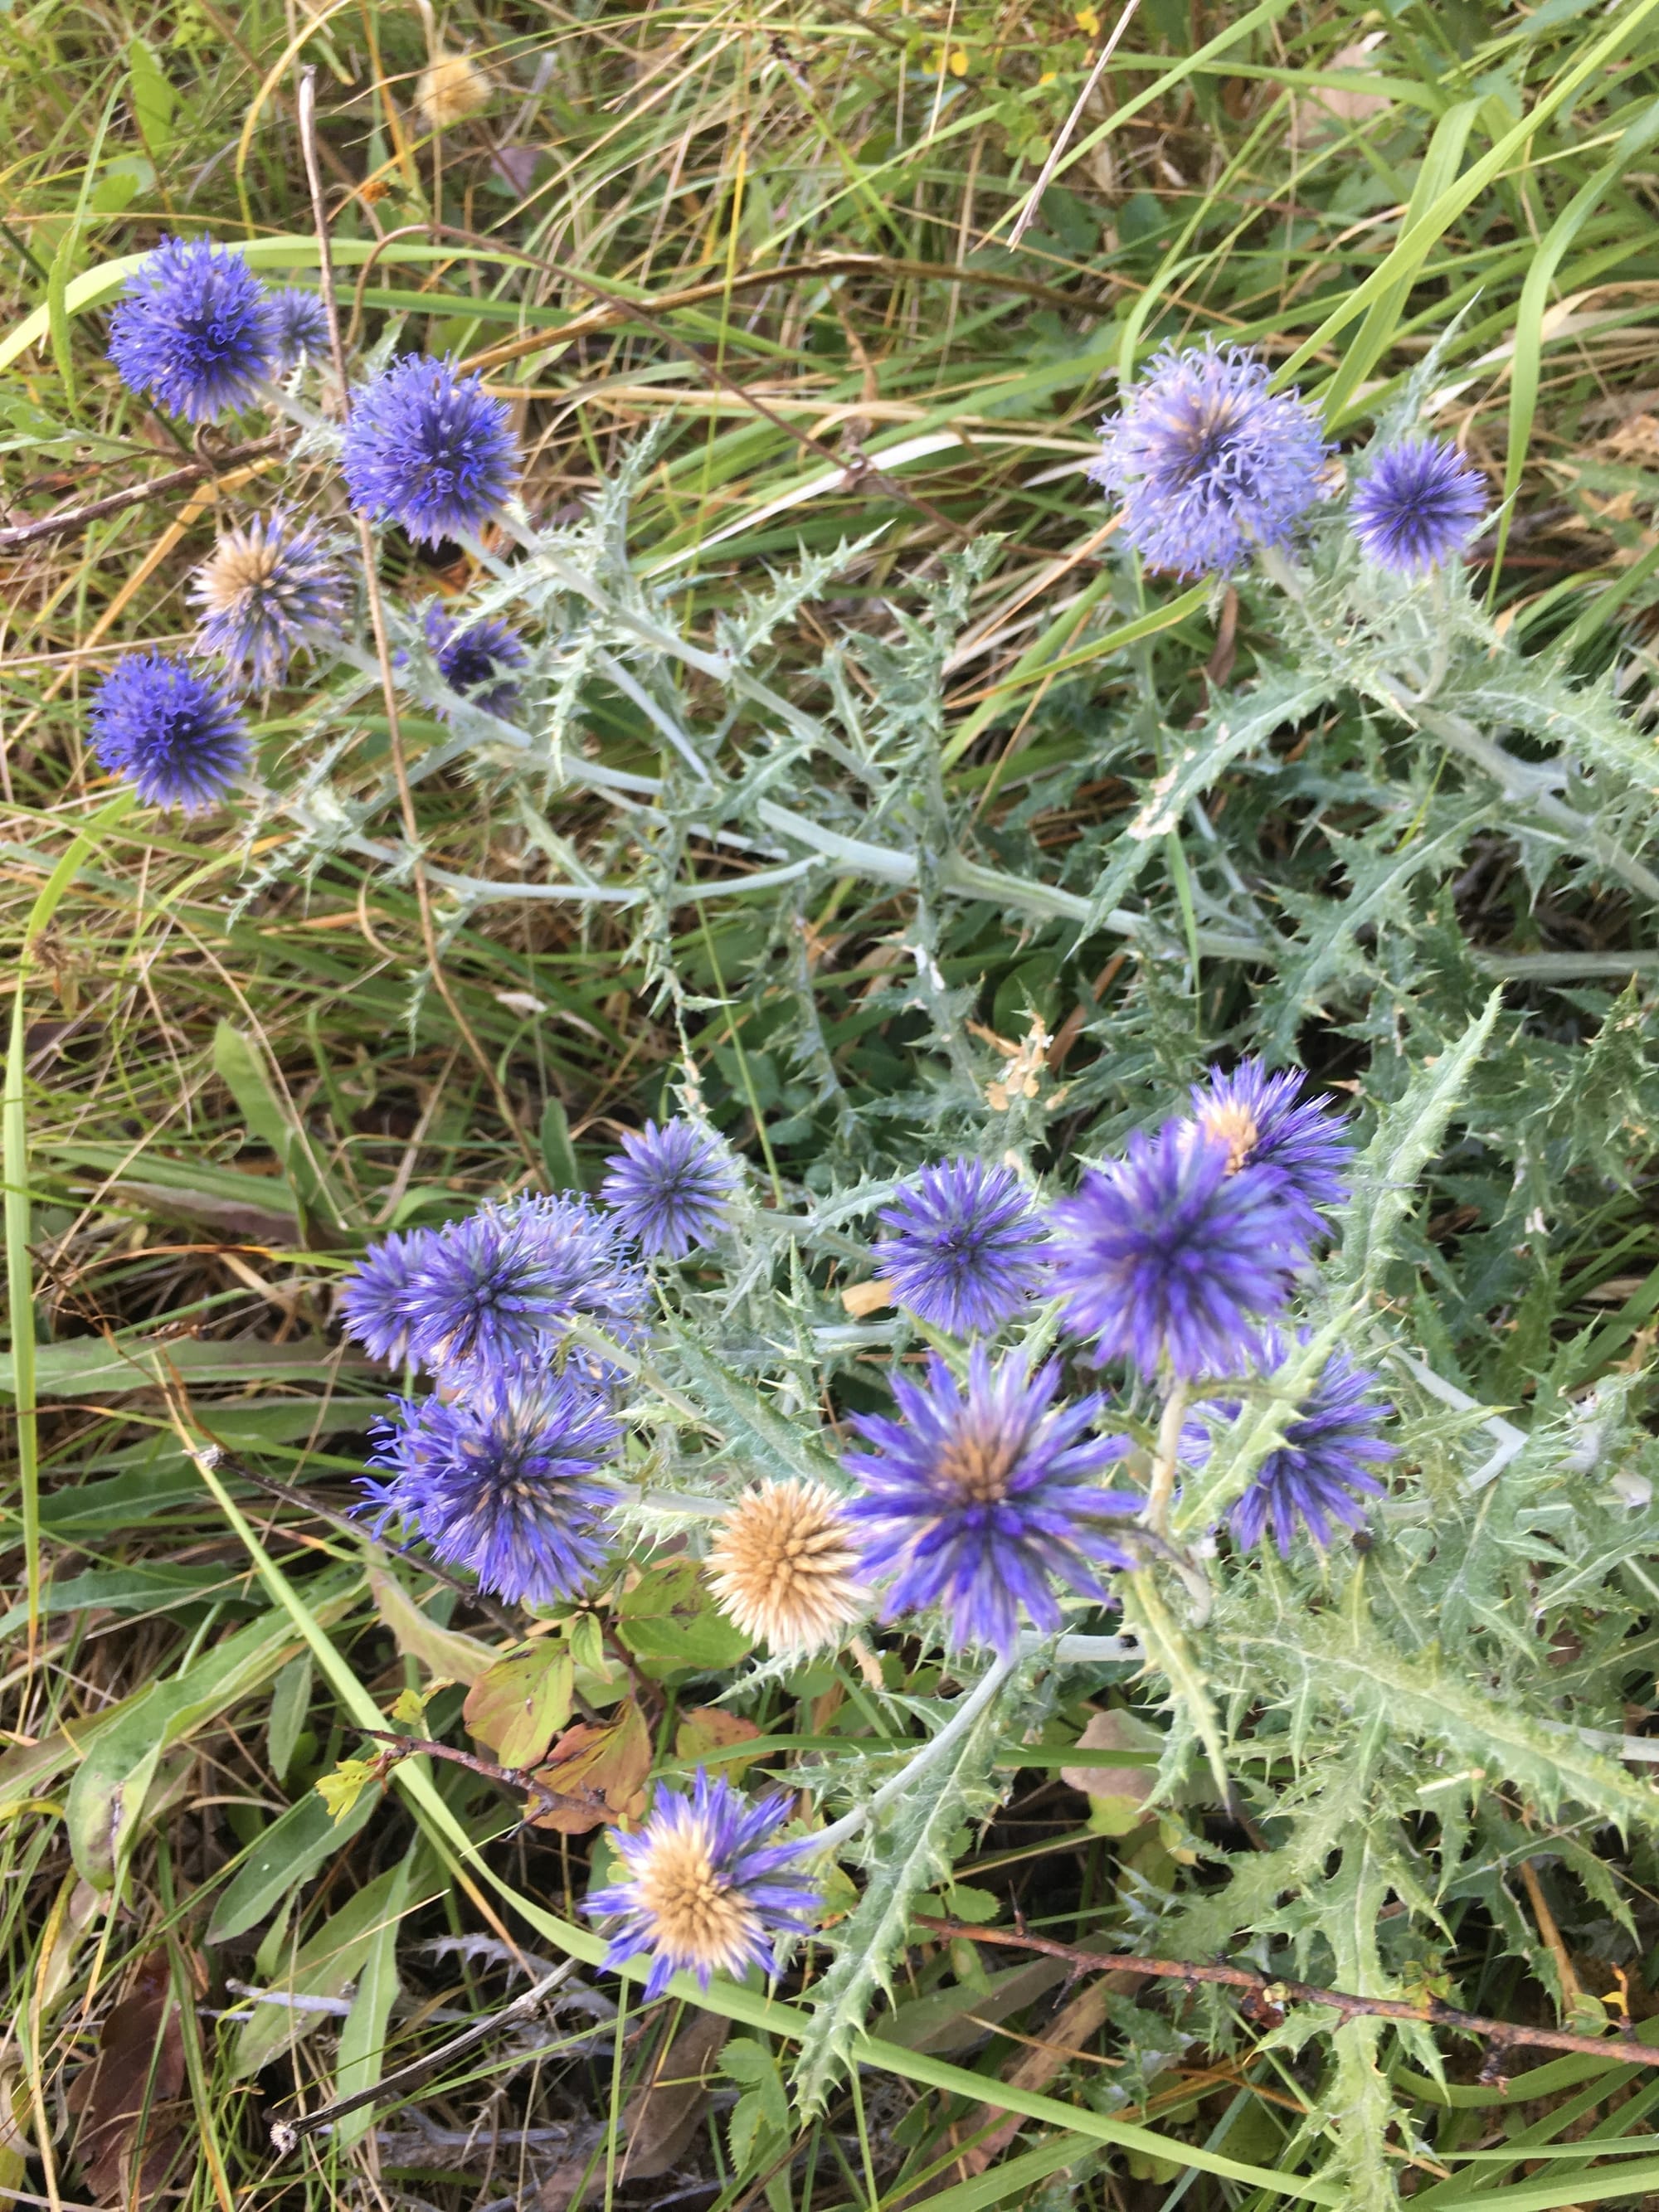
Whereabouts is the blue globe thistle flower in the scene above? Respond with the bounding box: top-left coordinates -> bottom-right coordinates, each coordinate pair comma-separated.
1049,1123 -> 1308,1382
189,513 -> 344,688
1203,1338 -> 1396,1554
1189,1060 -> 1351,1233
88,651 -> 251,812
842,1348 -> 1141,1656
269,287 -> 331,368
401,1191 -> 649,1378
107,236 -> 277,424
586,1769 -> 820,2001
339,355 -> 518,545
339,1227 -> 440,1367
875,1158 -> 1049,1337
1089,340 -> 1331,577
362,1366 -> 620,1607
419,602 -> 526,720
601,1119 -> 737,1259
1349,438 -> 1489,577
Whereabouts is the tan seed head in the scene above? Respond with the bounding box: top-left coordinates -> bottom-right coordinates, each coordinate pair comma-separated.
416,52 -> 490,131
1198,1098 -> 1261,1176
706,1478 -> 865,1655
635,1821 -> 758,1975
193,526 -> 284,618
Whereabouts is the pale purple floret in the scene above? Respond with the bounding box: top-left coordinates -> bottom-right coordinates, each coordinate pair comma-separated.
1349,438 -> 1489,576
875,1158 -> 1048,1336
1201,1337 -> 1396,1553
842,1348 -> 1141,1656
108,236 -> 277,423
88,652 -> 251,811
1049,1124 -> 1308,1382
361,1366 -> 620,1607
269,288 -> 331,367
586,1768 -> 820,2001
340,355 -> 518,545
1089,340 -> 1331,577
189,512 -> 344,689
601,1119 -> 736,1259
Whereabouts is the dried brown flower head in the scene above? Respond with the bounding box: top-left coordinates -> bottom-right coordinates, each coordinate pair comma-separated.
706,1478 -> 865,1655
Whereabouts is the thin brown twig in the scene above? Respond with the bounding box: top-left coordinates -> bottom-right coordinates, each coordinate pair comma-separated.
294,70 -> 540,1174
357,1728 -> 605,1829
0,435 -> 291,553
913,1918 -> 1659,2073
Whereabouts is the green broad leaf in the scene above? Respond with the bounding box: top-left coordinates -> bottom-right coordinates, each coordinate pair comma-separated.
266,1656 -> 313,1790
0,1561 -> 234,1636
331,1846 -> 417,2146
616,1557 -> 752,1672
207,1778 -> 377,1945
539,1096 -> 583,1191
792,1668 -> 1012,2114
126,36 -> 175,153
62,1577 -> 357,1889
0,1333 -> 371,1398
231,1862 -> 417,2078
462,1643 -> 575,1768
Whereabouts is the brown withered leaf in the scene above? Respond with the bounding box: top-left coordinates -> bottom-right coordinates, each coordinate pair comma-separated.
67,1947 -> 203,2205
538,2007 -> 730,2210
528,1699 -> 651,1834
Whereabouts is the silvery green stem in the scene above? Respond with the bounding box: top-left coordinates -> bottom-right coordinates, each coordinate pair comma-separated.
1020,1631 -> 1143,1662
808,1652 -> 1017,1856
1141,1380 -> 1190,1539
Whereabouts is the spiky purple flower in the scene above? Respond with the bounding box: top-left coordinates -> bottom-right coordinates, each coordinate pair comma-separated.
339,1227 -> 440,1367
1349,438 -> 1489,576
189,512 -> 344,688
270,288 -> 331,368
601,1120 -> 736,1259
362,1366 -> 620,1607
1188,1061 -> 1351,1234
875,1159 -> 1049,1336
400,1191 -> 649,1378
1050,1124 -> 1307,1382
586,1769 -> 820,2001
108,236 -> 277,423
1090,340 -> 1331,577
842,1349 -> 1141,1656
1205,1338 -> 1396,1553
87,651 -> 251,812
340,355 -> 518,545
418,602 -> 526,720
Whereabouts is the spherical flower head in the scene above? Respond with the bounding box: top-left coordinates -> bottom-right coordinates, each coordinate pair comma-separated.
189,512 -> 345,688
875,1158 -> 1049,1336
362,1365 -> 620,1607
1089,340 -> 1331,577
1050,1123 -> 1309,1383
1209,1337 -> 1396,1554
1188,1060 -> 1351,1233
339,1227 -> 440,1366
340,354 -> 518,546
842,1348 -> 1141,1657
1349,438 -> 1489,577
706,1479 -> 867,1655
88,651 -> 251,812
420,602 -> 526,720
601,1119 -> 737,1259
270,288 -> 331,368
586,1768 -> 820,2001
107,236 -> 277,424
401,1191 -> 649,1378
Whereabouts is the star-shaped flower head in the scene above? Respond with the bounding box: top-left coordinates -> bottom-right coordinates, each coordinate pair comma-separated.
88,652 -> 251,811
586,1769 -> 820,2001
190,512 -> 345,689
1188,1060 -> 1352,1236
361,1364 -> 621,1607
875,1158 -> 1049,1336
1349,438 -> 1489,577
1090,339 -> 1332,576
1202,1335 -> 1397,1553
340,355 -> 518,545
843,1348 -> 1141,1656
108,236 -> 278,423
601,1119 -> 737,1260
